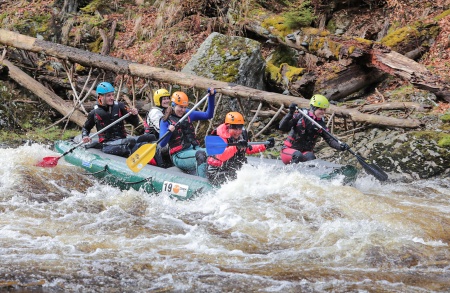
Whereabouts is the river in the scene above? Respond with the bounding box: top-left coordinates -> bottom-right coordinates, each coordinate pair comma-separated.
0,143 -> 449,292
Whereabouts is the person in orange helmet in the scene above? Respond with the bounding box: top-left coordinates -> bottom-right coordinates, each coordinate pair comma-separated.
206,112 -> 275,186
159,89 -> 216,177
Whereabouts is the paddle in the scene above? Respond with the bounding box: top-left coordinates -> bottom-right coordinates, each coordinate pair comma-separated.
205,135 -> 269,155
37,113 -> 132,167
126,93 -> 210,173
295,107 -> 389,181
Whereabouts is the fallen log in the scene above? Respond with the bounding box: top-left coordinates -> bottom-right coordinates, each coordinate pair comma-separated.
2,59 -> 87,127
359,102 -> 431,112
0,29 -> 422,128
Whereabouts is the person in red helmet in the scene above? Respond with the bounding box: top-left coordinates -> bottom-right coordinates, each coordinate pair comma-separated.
279,94 -> 349,164
207,112 -> 275,185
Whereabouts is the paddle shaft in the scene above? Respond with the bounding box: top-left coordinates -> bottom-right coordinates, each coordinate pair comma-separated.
295,107 -> 388,181
157,94 -> 210,144
227,141 -> 269,146
60,112 -> 132,157
126,93 -> 211,172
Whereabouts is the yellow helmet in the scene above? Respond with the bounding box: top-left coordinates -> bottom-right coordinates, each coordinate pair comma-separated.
171,91 -> 189,107
225,112 -> 245,125
310,94 -> 329,109
153,88 -> 170,106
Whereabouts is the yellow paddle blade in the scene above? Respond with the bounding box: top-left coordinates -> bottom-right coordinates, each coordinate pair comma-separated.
126,143 -> 157,173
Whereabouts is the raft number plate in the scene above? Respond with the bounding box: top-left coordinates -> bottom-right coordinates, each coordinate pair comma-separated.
162,181 -> 189,198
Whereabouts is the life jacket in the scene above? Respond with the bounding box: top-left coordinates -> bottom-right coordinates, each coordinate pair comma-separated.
283,109 -> 326,152
93,102 -> 126,143
167,114 -> 199,155
207,126 -> 247,170
144,106 -> 164,138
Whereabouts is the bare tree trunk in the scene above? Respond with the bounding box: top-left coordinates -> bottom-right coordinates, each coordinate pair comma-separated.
2,59 -> 87,127
0,29 -> 423,129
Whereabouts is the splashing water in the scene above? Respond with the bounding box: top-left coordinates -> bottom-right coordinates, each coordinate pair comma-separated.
0,143 -> 449,292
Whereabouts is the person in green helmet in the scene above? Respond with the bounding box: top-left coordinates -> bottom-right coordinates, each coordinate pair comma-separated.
278,94 -> 349,164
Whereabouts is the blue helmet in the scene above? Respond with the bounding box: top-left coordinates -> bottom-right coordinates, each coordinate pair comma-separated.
96,82 -> 115,95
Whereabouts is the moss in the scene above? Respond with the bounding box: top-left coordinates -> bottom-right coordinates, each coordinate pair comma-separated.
269,45 -> 298,67
283,64 -> 304,81
387,84 -> 415,100
262,15 -> 294,37
410,130 -> 447,143
353,37 -> 373,45
438,135 -> 450,148
283,0 -> 315,30
434,9 -> 450,21
80,0 -> 108,13
89,37 -> 103,53
381,26 -> 418,48
441,114 -> 450,123
326,19 -> 336,33
265,62 -> 281,82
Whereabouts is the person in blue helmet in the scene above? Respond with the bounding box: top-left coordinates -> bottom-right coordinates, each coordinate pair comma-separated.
81,81 -> 156,157
158,89 -> 216,178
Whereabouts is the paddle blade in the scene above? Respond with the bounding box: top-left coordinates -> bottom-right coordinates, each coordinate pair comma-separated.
205,136 -> 227,155
355,154 -> 389,182
36,156 -> 60,167
126,143 -> 157,173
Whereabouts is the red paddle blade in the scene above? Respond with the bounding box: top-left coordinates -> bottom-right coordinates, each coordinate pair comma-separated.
36,156 -> 60,167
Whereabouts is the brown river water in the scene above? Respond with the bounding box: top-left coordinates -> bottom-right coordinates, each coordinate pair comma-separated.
0,143 -> 449,292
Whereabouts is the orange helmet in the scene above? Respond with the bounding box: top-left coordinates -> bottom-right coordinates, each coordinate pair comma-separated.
225,112 -> 245,125
171,91 -> 189,107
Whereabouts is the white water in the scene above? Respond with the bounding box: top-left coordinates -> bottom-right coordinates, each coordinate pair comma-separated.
1,143 -> 449,292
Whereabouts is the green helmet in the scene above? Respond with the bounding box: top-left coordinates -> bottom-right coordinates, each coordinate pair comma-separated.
310,94 -> 329,109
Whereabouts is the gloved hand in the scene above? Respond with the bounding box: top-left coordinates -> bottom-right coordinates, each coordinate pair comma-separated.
340,142 -> 350,151
266,137 -> 275,149
207,87 -> 217,96
289,103 -> 297,114
236,140 -> 248,149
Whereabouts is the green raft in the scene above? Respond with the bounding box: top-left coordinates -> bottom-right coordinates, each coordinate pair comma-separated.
54,139 -> 358,200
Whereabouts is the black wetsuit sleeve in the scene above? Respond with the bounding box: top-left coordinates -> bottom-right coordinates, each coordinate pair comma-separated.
120,103 -> 139,127
81,111 -> 96,137
322,130 -> 341,150
279,112 -> 301,132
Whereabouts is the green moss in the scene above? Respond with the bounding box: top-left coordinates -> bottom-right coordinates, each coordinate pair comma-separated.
89,37 -> 103,53
353,37 -> 373,45
410,130 -> 447,143
265,62 -> 281,82
283,0 -> 315,30
269,45 -> 298,67
284,64 -> 304,81
434,9 -> 450,21
441,114 -> 450,123
438,135 -> 450,148
80,0 -> 108,13
387,84 -> 415,100
326,19 -> 336,33
262,15 -> 293,37
381,26 -> 418,48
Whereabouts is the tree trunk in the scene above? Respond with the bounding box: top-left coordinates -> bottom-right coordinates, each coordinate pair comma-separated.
2,59 -> 87,127
0,29 -> 423,129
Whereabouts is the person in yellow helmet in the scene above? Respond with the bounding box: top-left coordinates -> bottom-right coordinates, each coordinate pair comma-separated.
144,88 -> 171,138
279,94 -> 349,164
207,112 -> 275,185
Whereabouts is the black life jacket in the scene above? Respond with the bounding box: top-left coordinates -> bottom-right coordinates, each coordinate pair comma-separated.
94,103 -> 127,143
284,109 -> 326,152
167,114 -> 199,155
